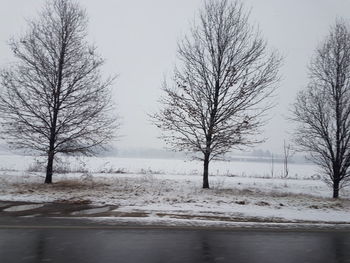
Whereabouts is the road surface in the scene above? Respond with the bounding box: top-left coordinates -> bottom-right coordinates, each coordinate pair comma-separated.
0,218 -> 349,263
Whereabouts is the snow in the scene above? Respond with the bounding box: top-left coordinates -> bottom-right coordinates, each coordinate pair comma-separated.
71,207 -> 111,216
85,217 -> 350,231
0,154 -> 317,179
0,155 -> 349,226
3,204 -> 44,212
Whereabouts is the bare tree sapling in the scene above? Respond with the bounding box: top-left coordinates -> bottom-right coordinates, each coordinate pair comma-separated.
283,140 -> 292,178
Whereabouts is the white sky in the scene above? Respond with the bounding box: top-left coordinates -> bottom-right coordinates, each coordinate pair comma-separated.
1,0 -> 350,154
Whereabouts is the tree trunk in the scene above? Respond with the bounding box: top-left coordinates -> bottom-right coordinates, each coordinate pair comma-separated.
203,153 -> 210,189
44,31 -> 63,185
45,150 -> 54,184
333,179 -> 340,199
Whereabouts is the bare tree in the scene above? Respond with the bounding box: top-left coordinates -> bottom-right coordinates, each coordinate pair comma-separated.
270,153 -> 274,178
152,0 -> 281,188
282,140 -> 292,178
0,0 -> 118,184
292,20 -> 350,198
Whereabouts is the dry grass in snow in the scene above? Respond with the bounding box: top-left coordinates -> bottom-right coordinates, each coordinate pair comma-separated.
0,169 -> 349,223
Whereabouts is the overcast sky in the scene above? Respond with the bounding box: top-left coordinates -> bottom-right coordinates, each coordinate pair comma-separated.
1,0 -> 350,154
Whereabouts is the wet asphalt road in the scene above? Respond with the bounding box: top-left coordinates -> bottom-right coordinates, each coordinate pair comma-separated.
0,220 -> 350,263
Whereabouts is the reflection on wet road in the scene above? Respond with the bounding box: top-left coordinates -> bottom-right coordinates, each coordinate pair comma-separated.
0,228 -> 349,263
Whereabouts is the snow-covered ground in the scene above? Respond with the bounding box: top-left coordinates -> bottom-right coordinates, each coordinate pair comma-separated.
0,155 -> 349,225
0,154 -> 318,178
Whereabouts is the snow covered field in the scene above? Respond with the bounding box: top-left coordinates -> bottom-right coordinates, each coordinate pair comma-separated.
0,154 -> 318,178
0,155 -> 349,225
